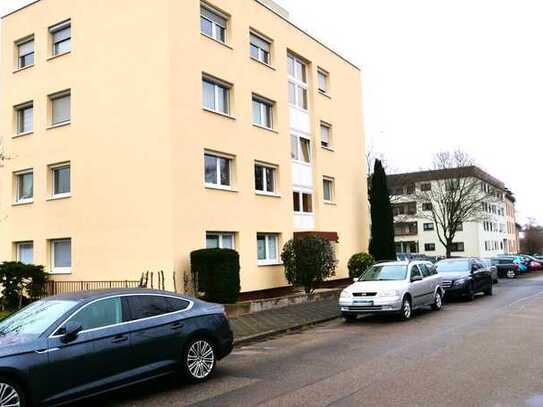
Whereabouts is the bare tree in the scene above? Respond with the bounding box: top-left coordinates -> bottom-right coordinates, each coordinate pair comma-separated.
412,150 -> 497,258
520,219 -> 543,254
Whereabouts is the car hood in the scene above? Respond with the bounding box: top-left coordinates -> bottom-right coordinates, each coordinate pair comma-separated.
0,334 -> 42,358
439,272 -> 470,280
346,280 -> 406,293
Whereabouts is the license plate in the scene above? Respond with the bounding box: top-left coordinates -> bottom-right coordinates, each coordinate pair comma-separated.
353,300 -> 373,306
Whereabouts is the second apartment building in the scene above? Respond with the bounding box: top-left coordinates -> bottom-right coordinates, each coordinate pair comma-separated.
0,0 -> 368,293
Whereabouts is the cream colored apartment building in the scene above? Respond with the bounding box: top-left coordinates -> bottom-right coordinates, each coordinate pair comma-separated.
0,0 -> 368,293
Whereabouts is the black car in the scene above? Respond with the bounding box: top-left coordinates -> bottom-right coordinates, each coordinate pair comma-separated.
0,289 -> 233,406
492,256 -> 519,279
436,258 -> 493,300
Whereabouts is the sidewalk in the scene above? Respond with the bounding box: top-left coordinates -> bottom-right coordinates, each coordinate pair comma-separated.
230,298 -> 340,345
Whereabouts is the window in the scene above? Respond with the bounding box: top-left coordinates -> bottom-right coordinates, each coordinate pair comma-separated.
257,234 -> 279,265
250,32 -> 270,64
51,238 -> 71,274
423,223 -> 434,231
420,183 -> 432,192
293,191 -> 313,213
50,20 -> 71,56
291,134 -> 311,163
410,265 -> 422,279
323,177 -> 334,202
16,242 -> 33,265
424,243 -> 436,252
69,297 -> 123,331
320,122 -> 331,148
204,153 -> 231,188
255,163 -> 276,194
288,54 -> 308,110
167,297 -> 190,312
422,202 -> 433,211
202,77 -> 230,114
252,96 -> 273,128
50,91 -> 71,125
15,102 -> 33,135
419,264 -> 432,277
16,38 -> 34,68
206,232 -> 234,249
126,295 -> 171,320
451,242 -> 465,252
51,163 -> 71,198
15,170 -> 33,203
394,222 -> 418,236
318,69 -> 328,93
406,184 -> 415,194
201,5 -> 227,43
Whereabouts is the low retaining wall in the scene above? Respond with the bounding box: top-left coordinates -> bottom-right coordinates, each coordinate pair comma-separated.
225,288 -> 342,318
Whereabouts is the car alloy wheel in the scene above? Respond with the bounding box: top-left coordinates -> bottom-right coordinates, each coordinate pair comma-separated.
401,298 -> 412,320
506,270 -> 515,279
432,291 -> 442,311
0,382 -> 22,407
185,339 -> 216,381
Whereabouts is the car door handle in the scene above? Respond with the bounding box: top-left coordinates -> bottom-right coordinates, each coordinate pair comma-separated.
112,335 -> 128,344
171,322 -> 184,330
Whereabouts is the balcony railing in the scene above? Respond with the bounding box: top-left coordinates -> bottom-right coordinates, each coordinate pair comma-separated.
43,280 -> 140,297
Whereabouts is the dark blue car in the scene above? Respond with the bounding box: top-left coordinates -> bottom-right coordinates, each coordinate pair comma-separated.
0,289 -> 233,406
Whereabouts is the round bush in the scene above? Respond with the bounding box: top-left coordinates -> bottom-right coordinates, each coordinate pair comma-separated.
348,252 -> 375,279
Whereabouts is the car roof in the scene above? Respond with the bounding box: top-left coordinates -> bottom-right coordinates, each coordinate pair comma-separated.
43,288 -> 187,303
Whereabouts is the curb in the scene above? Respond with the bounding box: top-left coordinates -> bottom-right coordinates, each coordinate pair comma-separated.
233,313 -> 340,347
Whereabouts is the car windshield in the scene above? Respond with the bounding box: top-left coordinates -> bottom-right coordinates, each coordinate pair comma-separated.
436,260 -> 470,273
0,300 -> 77,343
359,265 -> 407,281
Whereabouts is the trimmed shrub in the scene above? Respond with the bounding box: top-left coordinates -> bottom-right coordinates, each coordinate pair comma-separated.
0,262 -> 49,310
348,252 -> 375,279
190,249 -> 240,304
281,235 -> 337,294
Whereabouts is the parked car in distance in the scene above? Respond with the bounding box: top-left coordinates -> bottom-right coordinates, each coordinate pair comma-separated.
436,258 -> 493,300
518,254 -> 543,271
478,258 -> 499,283
0,289 -> 233,407
492,256 -> 520,278
339,261 -> 444,322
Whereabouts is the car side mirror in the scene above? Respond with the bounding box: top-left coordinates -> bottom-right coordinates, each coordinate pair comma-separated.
471,265 -> 479,273
61,321 -> 82,343
411,275 -> 423,282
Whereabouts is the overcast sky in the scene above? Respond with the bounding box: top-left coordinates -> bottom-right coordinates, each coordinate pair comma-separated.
2,0 -> 541,223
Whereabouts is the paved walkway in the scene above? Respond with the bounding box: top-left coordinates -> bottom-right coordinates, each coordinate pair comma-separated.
230,298 -> 340,344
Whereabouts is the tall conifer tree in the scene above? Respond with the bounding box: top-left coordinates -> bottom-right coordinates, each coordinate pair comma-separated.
369,160 -> 396,260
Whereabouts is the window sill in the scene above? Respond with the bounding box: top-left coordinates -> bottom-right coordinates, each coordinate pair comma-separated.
250,57 -> 276,70
257,261 -> 283,267
47,194 -> 72,201
324,201 -> 337,206
318,90 -> 332,99
47,121 -> 71,130
252,124 -> 278,134
13,64 -> 34,74
205,184 -> 238,193
203,108 -> 235,120
291,159 -> 312,167
48,270 -> 72,275
256,191 -> 281,198
13,131 -> 33,139
321,145 -> 335,152
200,33 -> 233,50
12,200 -> 34,206
47,51 -> 71,61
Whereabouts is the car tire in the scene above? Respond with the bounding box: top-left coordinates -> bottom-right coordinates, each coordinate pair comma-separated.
0,377 -> 26,407
431,291 -> 443,311
506,269 -> 516,279
484,281 -> 493,296
493,279 -> 498,284
342,313 -> 358,322
399,297 -> 412,321
182,337 -> 217,383
466,286 -> 475,301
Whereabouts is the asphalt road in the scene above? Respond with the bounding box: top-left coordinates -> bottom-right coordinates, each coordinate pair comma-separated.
80,275 -> 543,407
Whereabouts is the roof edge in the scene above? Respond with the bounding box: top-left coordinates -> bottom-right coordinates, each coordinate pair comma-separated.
1,0 -> 41,19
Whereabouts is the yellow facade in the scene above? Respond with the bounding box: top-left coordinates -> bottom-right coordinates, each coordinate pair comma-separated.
0,0 -> 368,293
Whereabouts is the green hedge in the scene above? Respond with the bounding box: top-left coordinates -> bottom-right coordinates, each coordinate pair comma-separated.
347,252 -> 375,279
0,262 -> 48,310
190,249 -> 240,304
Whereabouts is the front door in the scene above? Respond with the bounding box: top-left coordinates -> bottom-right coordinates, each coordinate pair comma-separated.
409,265 -> 426,307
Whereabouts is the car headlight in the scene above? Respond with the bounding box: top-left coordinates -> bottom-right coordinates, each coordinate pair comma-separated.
340,290 -> 352,299
380,289 -> 400,297
454,278 -> 468,287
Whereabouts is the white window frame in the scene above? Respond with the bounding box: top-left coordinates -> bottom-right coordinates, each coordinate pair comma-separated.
290,133 -> 311,164
15,169 -> 33,204
50,162 -> 71,199
15,102 -> 33,135
50,238 -> 72,274
206,232 -> 235,249
320,122 -> 332,149
202,76 -> 230,115
250,32 -> 271,65
318,68 -> 329,93
252,95 -> 273,129
50,20 -> 71,56
293,190 -> 313,214
204,152 -> 233,190
16,241 -> 33,265
288,54 -> 308,111
322,177 -> 335,203
255,162 -> 277,195
257,233 -> 279,266
200,5 -> 227,43
50,90 -> 71,126
16,37 -> 34,69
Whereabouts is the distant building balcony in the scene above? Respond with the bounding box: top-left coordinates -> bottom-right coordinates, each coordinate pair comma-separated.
394,222 -> 418,236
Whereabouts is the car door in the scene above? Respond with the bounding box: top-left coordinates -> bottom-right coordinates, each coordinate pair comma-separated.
419,263 -> 437,304
409,264 -> 426,307
125,295 -> 190,378
470,261 -> 486,291
44,296 -> 133,405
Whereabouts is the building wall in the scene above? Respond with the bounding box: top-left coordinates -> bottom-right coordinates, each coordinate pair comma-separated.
0,0 -> 368,293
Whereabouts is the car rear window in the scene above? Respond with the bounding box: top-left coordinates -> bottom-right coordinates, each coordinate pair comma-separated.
127,295 -> 171,320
